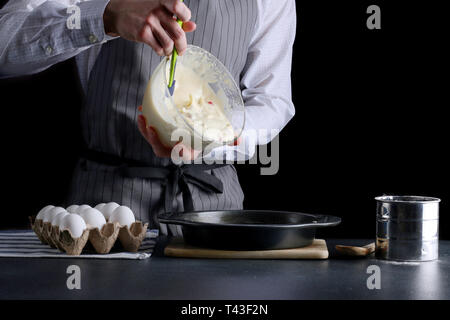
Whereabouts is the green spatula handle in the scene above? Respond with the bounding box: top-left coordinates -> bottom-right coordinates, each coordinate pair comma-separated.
168,0 -> 184,88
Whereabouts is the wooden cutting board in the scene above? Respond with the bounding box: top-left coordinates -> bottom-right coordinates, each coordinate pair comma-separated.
164,238 -> 329,259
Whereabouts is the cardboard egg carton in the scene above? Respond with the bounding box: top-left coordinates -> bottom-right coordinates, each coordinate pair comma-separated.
29,215 -> 148,256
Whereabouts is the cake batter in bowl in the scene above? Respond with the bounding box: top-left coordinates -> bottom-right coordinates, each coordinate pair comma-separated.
142,45 -> 245,152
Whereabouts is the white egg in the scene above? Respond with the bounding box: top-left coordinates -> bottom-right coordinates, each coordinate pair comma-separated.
60,214 -> 87,238
51,211 -> 69,227
80,208 -> 106,230
110,206 -> 135,228
43,206 -> 66,223
66,205 -> 80,213
36,205 -> 54,220
75,204 -> 92,215
100,202 -> 120,221
94,203 -> 106,211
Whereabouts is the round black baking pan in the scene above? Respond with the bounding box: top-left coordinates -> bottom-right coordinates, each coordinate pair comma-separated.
158,210 -> 341,250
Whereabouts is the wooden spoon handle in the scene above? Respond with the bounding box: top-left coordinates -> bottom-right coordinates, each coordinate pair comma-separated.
335,242 -> 375,257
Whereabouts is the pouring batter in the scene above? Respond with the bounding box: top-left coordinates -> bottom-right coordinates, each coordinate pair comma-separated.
0,0 -> 296,236
171,63 -> 234,143
142,61 -> 235,146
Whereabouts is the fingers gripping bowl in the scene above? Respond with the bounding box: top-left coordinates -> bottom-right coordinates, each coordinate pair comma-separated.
142,45 -> 245,151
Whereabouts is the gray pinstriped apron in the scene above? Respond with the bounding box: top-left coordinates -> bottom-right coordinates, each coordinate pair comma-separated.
65,0 -> 258,233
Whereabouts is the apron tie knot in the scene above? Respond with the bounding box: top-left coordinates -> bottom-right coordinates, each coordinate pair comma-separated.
164,163 -> 225,213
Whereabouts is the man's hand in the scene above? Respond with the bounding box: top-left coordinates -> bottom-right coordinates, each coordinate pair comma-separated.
103,0 -> 196,56
137,106 -> 241,160
137,106 -> 200,161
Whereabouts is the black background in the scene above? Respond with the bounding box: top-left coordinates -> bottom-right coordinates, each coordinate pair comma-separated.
0,1 -> 448,240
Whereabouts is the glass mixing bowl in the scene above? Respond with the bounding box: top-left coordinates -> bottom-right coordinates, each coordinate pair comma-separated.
142,45 -> 245,151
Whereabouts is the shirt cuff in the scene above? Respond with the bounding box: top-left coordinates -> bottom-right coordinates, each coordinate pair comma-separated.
70,0 -> 113,47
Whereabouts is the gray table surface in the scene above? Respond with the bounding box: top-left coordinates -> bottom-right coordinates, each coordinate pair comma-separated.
0,238 -> 449,300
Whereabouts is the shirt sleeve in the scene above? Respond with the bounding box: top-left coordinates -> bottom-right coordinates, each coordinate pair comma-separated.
0,0 -> 114,78
204,0 -> 296,162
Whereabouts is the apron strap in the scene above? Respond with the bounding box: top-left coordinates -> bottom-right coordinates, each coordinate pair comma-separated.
80,149 -> 227,213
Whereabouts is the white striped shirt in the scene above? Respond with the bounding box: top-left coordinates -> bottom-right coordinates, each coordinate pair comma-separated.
0,0 -> 296,160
